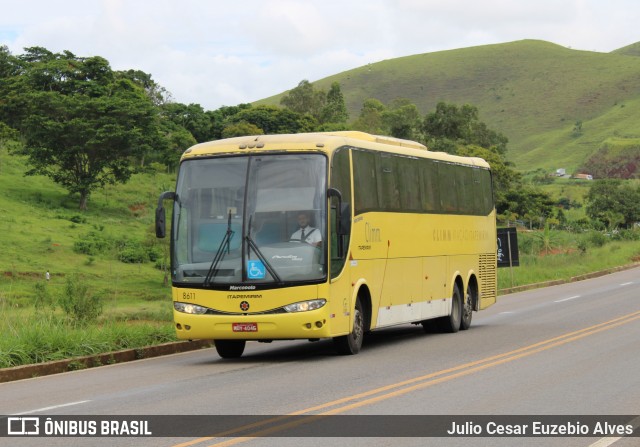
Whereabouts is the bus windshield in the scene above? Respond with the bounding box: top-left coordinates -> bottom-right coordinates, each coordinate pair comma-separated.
172,153 -> 327,287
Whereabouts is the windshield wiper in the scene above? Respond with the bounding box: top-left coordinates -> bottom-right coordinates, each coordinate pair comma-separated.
203,210 -> 235,286
245,216 -> 282,284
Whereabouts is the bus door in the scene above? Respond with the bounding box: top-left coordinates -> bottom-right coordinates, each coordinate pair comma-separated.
328,147 -> 353,335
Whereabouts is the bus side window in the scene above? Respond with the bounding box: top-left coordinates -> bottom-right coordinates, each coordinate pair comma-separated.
396,156 -> 421,211
439,163 -> 458,212
330,147 -> 352,278
352,150 -> 377,214
421,159 -> 440,213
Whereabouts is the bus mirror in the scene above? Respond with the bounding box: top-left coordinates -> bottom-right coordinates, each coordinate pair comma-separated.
327,187 -> 342,202
156,191 -> 176,238
155,206 -> 166,238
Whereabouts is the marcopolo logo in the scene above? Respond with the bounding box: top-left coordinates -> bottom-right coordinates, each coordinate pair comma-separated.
229,285 -> 257,291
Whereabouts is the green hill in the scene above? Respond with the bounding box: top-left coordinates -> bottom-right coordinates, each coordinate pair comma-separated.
612,42 -> 640,57
0,145 -> 174,309
259,39 -> 640,173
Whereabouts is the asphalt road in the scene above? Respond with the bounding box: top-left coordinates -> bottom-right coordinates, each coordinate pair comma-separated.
1,267 -> 639,447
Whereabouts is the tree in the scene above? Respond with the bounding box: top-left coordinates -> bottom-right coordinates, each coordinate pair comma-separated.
162,102 -> 212,142
382,99 -> 421,140
1,47 -> 163,210
423,102 -> 476,141
207,104 -> 252,140
221,122 -> 264,139
0,45 -> 20,79
227,105 -> 317,134
423,102 -> 507,155
320,82 -> 349,125
586,179 -> 640,229
280,80 -> 325,121
500,185 -> 554,227
161,124 -> 197,171
120,69 -> 172,106
353,98 -> 386,134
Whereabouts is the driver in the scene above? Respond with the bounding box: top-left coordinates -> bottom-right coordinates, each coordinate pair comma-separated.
290,211 -> 322,246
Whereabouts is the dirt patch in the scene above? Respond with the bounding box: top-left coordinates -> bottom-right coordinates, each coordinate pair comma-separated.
3,271 -> 65,278
128,202 -> 146,212
538,248 -> 577,257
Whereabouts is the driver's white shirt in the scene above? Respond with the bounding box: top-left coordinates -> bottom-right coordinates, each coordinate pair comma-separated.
290,226 -> 322,245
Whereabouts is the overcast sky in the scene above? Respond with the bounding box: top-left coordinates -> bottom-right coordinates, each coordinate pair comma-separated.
1,0 -> 638,111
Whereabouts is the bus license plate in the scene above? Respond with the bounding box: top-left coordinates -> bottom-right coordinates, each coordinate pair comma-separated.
233,323 -> 258,332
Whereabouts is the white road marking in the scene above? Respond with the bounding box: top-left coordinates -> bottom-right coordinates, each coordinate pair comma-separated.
620,282 -> 633,286
554,295 -> 581,303
589,437 -> 621,447
13,400 -> 90,415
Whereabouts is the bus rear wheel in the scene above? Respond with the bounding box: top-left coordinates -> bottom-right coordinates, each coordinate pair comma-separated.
438,284 -> 462,333
333,298 -> 364,355
461,284 -> 473,330
215,340 -> 246,358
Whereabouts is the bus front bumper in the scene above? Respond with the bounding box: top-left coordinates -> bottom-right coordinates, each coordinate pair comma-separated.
173,309 -> 334,340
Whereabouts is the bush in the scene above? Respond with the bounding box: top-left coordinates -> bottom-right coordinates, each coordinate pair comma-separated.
587,231 -> 608,248
57,274 -> 103,325
147,247 -> 162,262
118,244 -> 147,263
565,218 -> 592,232
69,214 -> 87,224
73,231 -> 111,255
612,229 -> 640,241
116,237 -> 162,264
33,281 -> 53,309
576,238 -> 588,254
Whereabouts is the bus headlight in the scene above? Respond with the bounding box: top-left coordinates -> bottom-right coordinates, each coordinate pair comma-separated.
283,299 -> 326,313
174,302 -> 209,315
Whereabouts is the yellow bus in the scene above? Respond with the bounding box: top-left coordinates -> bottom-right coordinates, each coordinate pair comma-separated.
156,131 -> 497,358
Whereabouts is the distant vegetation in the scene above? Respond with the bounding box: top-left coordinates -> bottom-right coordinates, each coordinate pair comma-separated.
0,44 -> 548,225
1,40 -> 640,369
580,140 -> 640,179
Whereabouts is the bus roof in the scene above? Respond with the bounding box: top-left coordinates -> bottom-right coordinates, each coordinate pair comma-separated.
182,131 -> 490,169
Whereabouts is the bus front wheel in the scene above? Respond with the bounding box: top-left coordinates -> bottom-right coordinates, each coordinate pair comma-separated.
215,340 -> 246,358
333,298 -> 364,355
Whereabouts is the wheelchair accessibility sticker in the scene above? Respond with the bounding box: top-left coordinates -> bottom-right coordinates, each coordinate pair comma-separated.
247,260 -> 266,279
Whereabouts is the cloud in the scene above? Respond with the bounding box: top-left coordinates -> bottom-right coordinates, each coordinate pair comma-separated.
1,0 -> 638,110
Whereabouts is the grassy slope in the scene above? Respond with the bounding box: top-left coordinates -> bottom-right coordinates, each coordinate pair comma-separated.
0,145 -> 175,316
258,39 -> 640,173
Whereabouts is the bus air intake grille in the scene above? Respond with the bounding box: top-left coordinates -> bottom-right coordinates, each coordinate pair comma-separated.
479,253 -> 497,300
